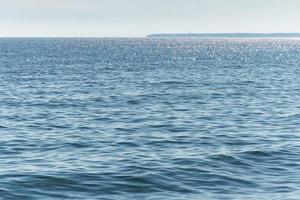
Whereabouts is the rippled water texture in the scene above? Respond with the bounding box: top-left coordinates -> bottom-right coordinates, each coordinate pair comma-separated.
1,38 -> 300,199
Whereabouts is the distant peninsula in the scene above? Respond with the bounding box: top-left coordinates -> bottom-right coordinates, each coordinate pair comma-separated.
147,33 -> 300,38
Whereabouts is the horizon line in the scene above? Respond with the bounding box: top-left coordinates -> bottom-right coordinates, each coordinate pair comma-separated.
1,32 -> 300,39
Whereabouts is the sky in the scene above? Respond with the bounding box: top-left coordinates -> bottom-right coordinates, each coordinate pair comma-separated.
0,0 -> 300,37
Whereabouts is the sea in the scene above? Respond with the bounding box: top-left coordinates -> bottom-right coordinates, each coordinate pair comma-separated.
0,38 -> 300,200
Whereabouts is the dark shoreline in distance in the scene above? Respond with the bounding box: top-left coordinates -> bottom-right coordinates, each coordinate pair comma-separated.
147,33 -> 300,38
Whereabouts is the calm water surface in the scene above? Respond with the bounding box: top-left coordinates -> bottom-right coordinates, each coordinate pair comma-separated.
0,38 -> 300,199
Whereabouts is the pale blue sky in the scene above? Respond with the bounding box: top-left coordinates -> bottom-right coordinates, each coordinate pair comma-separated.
1,0 -> 300,37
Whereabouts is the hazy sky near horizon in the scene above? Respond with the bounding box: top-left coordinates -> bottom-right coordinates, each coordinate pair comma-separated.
1,0 -> 300,37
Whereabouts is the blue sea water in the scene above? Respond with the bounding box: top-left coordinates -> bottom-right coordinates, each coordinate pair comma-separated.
0,38 -> 300,200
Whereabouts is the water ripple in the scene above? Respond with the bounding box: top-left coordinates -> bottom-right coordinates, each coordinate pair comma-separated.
0,38 -> 300,199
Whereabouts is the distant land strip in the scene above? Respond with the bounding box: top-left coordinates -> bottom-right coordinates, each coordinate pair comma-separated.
147,33 -> 300,38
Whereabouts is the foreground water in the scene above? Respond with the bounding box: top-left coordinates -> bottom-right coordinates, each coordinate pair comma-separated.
0,38 -> 300,199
